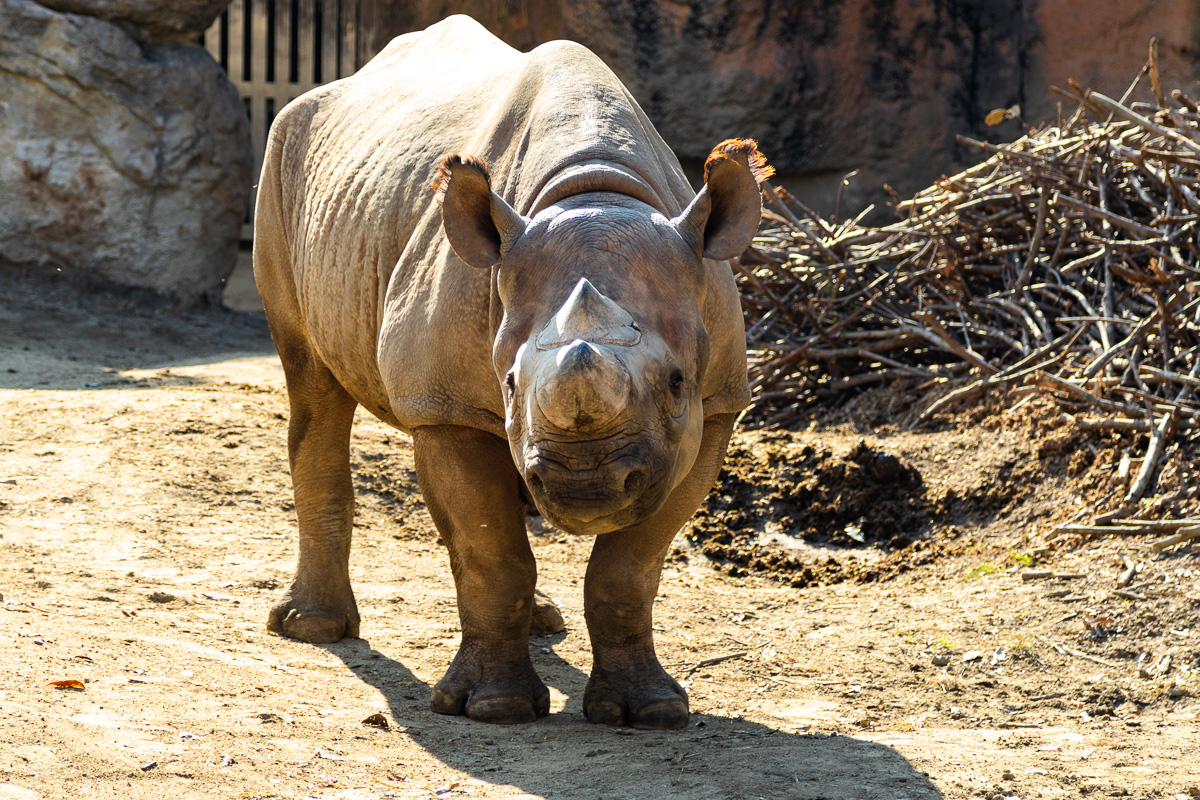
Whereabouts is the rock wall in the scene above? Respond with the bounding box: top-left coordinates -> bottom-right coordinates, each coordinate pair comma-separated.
367,0 -> 1200,217
0,0 -> 250,301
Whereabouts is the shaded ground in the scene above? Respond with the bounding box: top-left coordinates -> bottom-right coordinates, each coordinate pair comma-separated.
0,273 -> 1197,800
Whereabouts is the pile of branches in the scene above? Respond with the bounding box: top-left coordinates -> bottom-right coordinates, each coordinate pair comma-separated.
737,53 -> 1200,521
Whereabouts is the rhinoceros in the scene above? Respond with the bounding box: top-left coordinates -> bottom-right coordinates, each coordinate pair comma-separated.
253,15 -> 767,729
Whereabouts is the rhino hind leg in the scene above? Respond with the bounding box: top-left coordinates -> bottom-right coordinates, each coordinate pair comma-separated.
413,425 -> 550,724
582,414 -> 737,730
254,125 -> 361,643
265,344 -> 362,643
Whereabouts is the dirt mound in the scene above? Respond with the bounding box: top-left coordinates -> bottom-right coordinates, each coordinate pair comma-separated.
684,435 -> 927,586
681,399 -> 1118,588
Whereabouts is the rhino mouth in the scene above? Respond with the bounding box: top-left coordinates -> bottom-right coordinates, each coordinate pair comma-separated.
522,451 -> 666,534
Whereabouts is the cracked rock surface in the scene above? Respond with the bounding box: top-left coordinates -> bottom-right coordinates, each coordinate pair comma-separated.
0,0 -> 250,301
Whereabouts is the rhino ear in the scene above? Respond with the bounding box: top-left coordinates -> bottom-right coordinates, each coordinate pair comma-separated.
434,154 -> 526,269
673,139 -> 773,261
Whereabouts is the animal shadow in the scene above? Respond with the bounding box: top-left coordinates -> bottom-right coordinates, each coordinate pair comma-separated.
322,635 -> 943,800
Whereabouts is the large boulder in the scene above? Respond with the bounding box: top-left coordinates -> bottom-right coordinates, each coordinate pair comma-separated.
34,0 -> 231,40
0,0 -> 251,301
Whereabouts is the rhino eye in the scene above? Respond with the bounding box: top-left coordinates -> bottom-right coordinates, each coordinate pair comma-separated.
668,368 -> 684,397
504,371 -> 516,393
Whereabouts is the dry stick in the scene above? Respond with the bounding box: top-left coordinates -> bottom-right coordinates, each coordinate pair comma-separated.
1124,409 -> 1174,505
1035,373 -> 1149,417
916,326 -> 1086,423
1065,416 -> 1200,432
730,260 -> 806,329
1039,638 -> 1123,669
1054,193 -> 1160,238
1173,88 -> 1199,114
1083,309 -> 1162,378
1087,90 -> 1200,156
1112,518 -> 1200,530
1053,524 -> 1148,535
1017,187 -> 1051,292
910,312 -> 998,375
1166,107 -> 1200,146
1150,526 -> 1200,552
762,182 -> 840,263
1148,37 -> 1166,109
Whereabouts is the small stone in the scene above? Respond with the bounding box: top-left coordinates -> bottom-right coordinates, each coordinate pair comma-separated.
1001,770 -> 1015,781
962,650 -> 984,663
932,655 -> 951,667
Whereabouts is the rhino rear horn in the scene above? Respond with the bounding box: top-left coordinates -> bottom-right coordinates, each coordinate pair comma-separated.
434,154 -> 527,268
673,138 -> 773,262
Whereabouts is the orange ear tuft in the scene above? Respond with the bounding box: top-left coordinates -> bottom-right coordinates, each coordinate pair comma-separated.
432,153 -> 492,203
702,138 -> 774,185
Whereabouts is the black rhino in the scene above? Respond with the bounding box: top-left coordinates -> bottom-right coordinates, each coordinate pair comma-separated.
253,15 -> 767,729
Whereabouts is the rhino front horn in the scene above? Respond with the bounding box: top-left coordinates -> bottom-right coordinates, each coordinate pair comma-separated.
535,339 -> 631,431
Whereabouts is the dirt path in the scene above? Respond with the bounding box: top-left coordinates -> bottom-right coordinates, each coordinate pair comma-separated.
0,275 -> 1196,799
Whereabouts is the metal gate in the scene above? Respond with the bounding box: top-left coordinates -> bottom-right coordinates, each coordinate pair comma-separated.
202,0 -> 379,240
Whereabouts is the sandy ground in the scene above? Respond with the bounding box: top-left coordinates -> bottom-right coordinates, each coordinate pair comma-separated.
0,272 -> 1197,800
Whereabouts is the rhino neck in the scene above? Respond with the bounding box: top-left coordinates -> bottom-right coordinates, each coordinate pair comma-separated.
528,159 -> 670,217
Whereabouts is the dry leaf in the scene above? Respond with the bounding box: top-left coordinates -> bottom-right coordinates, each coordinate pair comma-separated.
985,105 -> 1021,126
46,679 -> 85,690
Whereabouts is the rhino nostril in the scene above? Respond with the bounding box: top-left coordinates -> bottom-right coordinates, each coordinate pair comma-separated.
623,467 -> 648,496
526,472 -> 544,495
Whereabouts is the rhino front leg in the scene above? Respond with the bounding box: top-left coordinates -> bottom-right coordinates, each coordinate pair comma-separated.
267,352 -> 361,643
583,413 -> 735,730
412,425 -> 549,724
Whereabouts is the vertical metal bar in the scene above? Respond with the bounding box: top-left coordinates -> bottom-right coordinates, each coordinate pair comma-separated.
276,0 -> 291,87
241,92 -> 256,239
226,0 -> 245,84
322,0 -> 338,84
339,0 -> 354,79
359,0 -> 379,70
251,0 -> 271,87
296,0 -> 315,91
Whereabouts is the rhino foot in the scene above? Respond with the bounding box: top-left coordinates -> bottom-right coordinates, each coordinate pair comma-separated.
267,590 -> 360,643
584,666 -> 689,729
530,588 -> 566,635
431,645 -> 550,724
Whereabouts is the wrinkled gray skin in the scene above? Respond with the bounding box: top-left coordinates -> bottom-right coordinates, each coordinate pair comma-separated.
253,15 -> 758,729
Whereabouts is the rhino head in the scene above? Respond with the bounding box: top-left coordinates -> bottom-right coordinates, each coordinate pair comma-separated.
435,142 -> 767,534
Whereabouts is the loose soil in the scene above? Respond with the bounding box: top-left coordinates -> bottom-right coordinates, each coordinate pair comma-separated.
1,272 -> 1197,800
